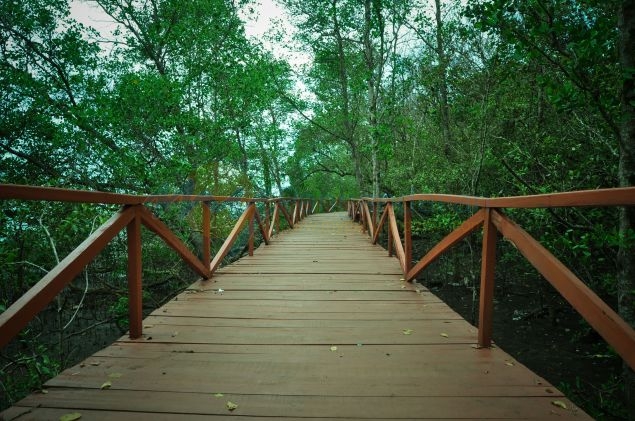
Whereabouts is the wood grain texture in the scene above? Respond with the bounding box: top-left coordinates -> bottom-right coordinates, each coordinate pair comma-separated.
1,212 -> 591,420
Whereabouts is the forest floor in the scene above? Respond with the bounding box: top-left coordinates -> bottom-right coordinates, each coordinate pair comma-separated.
415,243 -> 627,421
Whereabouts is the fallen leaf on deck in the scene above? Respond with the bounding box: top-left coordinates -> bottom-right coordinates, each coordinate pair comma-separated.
400,285 -> 406,289
505,361 -> 515,366
399,278 -> 405,281
59,413 -> 82,421
402,329 -> 413,335
226,401 -> 238,411
415,289 -> 421,294
213,393 -> 224,398
440,333 -> 449,338
330,346 -> 338,351
108,373 -> 122,379
144,324 -> 154,328
171,331 -> 179,337
551,400 -> 567,409
40,389 -> 48,394
100,381 -> 112,390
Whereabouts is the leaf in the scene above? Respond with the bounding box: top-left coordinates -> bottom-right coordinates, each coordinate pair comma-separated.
330,346 -> 338,351
100,381 -> 112,390
108,373 -> 122,379
399,278 -> 405,281
226,401 -> 238,411
59,413 -> 82,421
505,362 -> 514,366
213,393 -> 224,398
402,329 -> 413,335
440,333 -> 449,338
400,285 -> 406,289
551,400 -> 568,409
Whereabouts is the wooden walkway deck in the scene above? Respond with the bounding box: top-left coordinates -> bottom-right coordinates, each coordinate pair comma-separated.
2,212 -> 590,420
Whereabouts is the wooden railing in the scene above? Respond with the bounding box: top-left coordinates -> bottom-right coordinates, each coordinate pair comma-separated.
0,184 -> 327,349
348,187 -> 635,370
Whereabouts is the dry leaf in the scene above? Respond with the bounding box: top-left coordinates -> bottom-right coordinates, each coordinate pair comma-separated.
400,285 -> 406,289
108,373 -> 122,379
59,413 -> 82,421
171,331 -> 179,337
213,393 -> 224,398
399,278 -> 405,281
330,346 -> 338,351
440,333 -> 449,338
415,289 -> 421,294
226,401 -> 238,411
100,381 -> 112,390
402,329 -> 413,335
40,389 -> 48,394
551,400 -> 568,409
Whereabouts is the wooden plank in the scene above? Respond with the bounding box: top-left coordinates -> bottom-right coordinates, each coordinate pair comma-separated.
13,390 -> 583,419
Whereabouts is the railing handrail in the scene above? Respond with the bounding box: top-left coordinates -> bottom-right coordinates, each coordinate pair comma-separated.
0,184 -> 334,205
355,186 -> 635,208
348,186 -> 635,371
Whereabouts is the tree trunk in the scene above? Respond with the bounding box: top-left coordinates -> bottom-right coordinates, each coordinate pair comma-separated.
363,0 -> 380,198
618,1 -> 635,418
434,0 -> 452,157
331,0 -> 364,192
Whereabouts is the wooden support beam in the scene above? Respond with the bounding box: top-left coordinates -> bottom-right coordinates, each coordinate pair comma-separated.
138,206 -> 209,279
248,205 -> 255,256
202,202 -> 211,269
209,204 -> 255,274
278,202 -> 294,229
268,203 -> 280,239
403,200 -> 412,275
0,206 -> 136,349
254,206 -> 269,245
405,209 -> 485,282
491,209 -> 635,369
127,211 -> 143,339
478,208 -> 497,348
362,201 -> 374,237
372,205 -> 389,245
387,203 -> 406,273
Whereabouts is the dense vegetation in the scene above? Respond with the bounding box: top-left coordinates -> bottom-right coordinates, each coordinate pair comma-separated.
1,0 -> 634,419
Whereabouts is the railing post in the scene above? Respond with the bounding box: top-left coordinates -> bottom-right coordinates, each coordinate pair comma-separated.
202,202 -> 211,270
387,202 -> 393,257
372,202 -> 378,230
478,208 -> 498,348
248,202 -> 255,256
404,200 -> 412,275
265,202 -> 271,236
127,207 -> 143,339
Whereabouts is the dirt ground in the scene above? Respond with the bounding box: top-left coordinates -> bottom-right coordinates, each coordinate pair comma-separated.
416,244 -> 627,420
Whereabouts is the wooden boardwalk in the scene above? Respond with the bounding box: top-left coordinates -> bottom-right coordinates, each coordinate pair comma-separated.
2,212 -> 590,420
